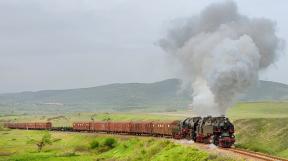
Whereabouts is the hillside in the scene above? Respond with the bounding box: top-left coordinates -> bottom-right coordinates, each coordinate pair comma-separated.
0,79 -> 288,114
234,118 -> 288,158
239,80 -> 288,101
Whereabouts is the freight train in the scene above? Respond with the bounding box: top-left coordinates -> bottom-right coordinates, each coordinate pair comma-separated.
3,116 -> 235,148
4,122 -> 52,130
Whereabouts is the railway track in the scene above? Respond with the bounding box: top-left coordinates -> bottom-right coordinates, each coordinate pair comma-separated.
225,148 -> 288,161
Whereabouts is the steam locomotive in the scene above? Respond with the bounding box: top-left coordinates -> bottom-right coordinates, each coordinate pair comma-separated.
4,116 -> 235,148
172,116 -> 235,148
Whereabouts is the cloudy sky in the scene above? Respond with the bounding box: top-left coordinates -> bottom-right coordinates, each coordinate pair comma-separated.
0,0 -> 287,93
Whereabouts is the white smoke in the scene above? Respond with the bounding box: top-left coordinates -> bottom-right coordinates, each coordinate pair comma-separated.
159,1 -> 284,116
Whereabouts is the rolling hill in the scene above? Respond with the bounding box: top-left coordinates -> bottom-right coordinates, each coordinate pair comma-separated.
0,79 -> 288,114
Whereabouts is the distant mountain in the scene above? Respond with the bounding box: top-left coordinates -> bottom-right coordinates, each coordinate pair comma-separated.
0,79 -> 288,114
239,80 -> 288,101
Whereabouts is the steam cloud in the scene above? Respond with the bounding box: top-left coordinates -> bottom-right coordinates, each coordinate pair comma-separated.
159,1 -> 284,116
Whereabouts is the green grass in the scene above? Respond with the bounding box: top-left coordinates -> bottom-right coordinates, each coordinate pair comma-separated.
0,130 -> 237,161
227,102 -> 288,159
2,101 -> 288,126
227,101 -> 288,120
1,101 -> 288,160
234,118 -> 288,159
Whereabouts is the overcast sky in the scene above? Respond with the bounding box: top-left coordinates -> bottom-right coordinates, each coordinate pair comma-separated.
0,0 -> 287,93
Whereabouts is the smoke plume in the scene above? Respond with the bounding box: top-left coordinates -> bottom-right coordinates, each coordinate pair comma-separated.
159,1 -> 284,116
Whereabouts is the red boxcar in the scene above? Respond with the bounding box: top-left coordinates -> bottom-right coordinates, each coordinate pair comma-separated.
73,122 -> 91,131
4,122 -> 52,130
18,123 -> 27,129
152,121 -> 178,136
90,121 -> 108,132
35,122 -> 52,129
26,123 -> 36,129
130,121 -> 153,134
107,122 -> 131,133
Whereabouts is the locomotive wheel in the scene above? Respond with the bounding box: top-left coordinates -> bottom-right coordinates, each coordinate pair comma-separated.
185,134 -> 191,140
212,136 -> 219,146
204,137 -> 211,144
209,136 -> 214,144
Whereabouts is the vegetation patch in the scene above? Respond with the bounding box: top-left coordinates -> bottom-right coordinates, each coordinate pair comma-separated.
228,102 -> 288,120
89,140 -> 100,149
234,118 -> 288,159
0,130 -> 238,161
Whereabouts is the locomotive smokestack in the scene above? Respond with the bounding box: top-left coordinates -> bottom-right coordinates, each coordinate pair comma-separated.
159,1 -> 284,116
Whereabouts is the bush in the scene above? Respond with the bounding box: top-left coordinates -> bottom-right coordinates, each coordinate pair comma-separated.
90,140 -> 100,149
103,138 -> 117,148
26,131 -> 52,152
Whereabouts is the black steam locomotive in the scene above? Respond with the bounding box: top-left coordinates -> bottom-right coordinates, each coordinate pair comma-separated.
172,116 -> 235,148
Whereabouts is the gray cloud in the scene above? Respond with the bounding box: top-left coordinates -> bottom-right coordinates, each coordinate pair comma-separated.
0,0 -> 287,93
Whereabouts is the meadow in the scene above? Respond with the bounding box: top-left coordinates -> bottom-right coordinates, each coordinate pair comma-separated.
1,101 -> 288,126
234,118 -> 288,158
228,102 -> 288,158
0,130 -> 237,161
0,101 -> 288,160
227,101 -> 288,120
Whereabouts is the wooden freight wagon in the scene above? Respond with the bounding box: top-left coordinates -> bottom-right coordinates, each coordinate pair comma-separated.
130,121 -> 153,135
26,123 -> 36,129
152,121 -> 179,136
73,122 -> 91,131
4,122 -> 52,130
5,122 -> 24,129
90,121 -> 109,132
35,122 -> 52,129
107,122 -> 131,133
18,123 -> 28,129
4,123 -> 16,129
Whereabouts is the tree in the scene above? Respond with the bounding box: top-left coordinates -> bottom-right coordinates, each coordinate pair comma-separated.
36,131 -> 52,152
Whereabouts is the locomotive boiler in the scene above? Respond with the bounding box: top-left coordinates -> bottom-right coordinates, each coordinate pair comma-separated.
172,116 -> 235,148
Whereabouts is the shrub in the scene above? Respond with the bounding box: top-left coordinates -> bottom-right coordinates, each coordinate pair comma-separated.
90,140 -> 100,149
26,131 -> 52,152
103,138 -> 117,148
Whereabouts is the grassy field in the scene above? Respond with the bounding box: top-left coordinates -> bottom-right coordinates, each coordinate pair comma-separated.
1,101 -> 288,126
227,102 -> 288,159
0,130 -> 237,161
0,101 -> 288,160
234,118 -> 288,159
227,101 -> 288,120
